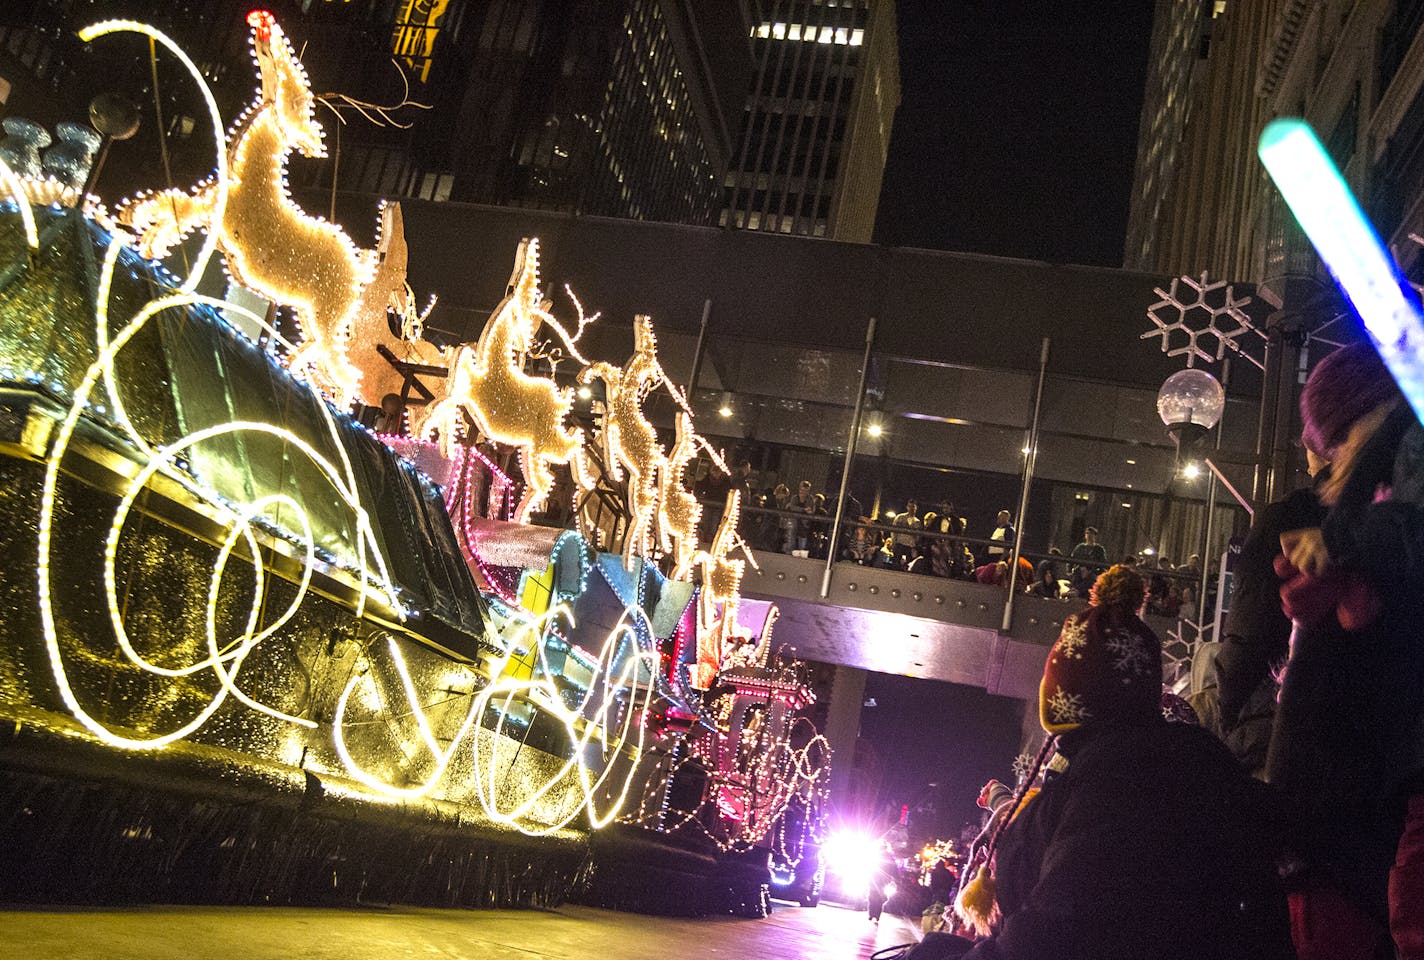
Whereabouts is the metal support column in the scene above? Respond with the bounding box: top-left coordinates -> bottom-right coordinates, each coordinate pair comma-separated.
685,298 -> 712,400
821,316 -> 877,598
1196,357 -> 1229,624
1002,338 -> 1050,631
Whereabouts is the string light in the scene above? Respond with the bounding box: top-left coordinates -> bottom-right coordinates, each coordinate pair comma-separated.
659,412 -> 701,579
579,314 -> 669,569
25,14 -> 821,844
79,20 -> 226,295
691,490 -> 751,690
348,201 -> 442,401
38,237 -> 401,749
332,603 -> 657,834
0,160 -> 39,250
411,238 -> 586,522
112,15 -> 373,404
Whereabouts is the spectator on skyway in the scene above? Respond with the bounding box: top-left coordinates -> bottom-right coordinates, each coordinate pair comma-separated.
891,499 -> 922,568
1069,527 -> 1108,598
790,479 -> 817,554
986,510 -> 1014,563
731,460 -> 754,500
770,483 -> 793,552
974,560 -> 1009,586
1026,560 -> 1065,599
809,493 -> 831,559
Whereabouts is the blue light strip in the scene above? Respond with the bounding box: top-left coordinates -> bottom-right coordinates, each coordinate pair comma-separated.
1258,117 -> 1424,422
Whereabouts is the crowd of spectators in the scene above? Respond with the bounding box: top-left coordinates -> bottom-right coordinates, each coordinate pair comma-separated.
697,471 -> 1218,617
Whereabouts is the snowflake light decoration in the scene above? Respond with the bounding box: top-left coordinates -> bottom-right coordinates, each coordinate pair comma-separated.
1143,273 -> 1263,370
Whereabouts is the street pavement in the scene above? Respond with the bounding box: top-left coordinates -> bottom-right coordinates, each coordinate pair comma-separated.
5,900 -> 925,960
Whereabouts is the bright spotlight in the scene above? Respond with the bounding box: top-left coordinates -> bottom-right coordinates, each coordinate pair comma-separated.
1181,462 -> 1202,479
718,405 -> 733,417
867,422 -> 883,437
576,386 -> 592,400
822,831 -> 879,879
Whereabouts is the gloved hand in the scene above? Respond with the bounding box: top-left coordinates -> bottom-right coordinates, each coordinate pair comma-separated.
1274,553 -> 1380,631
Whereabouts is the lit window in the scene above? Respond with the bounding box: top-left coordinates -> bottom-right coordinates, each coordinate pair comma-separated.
772,22 -> 787,39
819,26 -> 833,43
788,24 -> 801,40
835,28 -> 848,44
850,28 -> 864,46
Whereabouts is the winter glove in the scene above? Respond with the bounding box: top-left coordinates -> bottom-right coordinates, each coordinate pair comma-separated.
1274,554 -> 1381,631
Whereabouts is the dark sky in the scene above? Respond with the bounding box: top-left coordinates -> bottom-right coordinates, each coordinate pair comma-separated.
873,0 -> 1156,266
853,2 -> 1156,833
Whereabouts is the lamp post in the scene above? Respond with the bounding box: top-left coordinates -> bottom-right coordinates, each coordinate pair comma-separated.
1157,366 -> 1226,624
1156,368 -> 1225,462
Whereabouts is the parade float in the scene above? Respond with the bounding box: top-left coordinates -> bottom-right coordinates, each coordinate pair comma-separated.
0,13 -> 827,915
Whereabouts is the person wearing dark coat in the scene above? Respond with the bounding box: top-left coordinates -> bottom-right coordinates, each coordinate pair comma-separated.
909,566 -> 1292,960
1267,349 -> 1424,959
1210,476 -> 1325,777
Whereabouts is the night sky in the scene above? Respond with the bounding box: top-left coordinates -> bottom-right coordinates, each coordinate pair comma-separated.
873,0 -> 1156,266
854,1 -> 1155,831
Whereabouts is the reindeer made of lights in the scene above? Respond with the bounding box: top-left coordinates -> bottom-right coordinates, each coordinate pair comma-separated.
660,412 -> 702,579
119,12 -> 374,404
347,200 -> 442,402
579,314 -> 669,570
692,490 -> 748,690
411,238 -> 584,523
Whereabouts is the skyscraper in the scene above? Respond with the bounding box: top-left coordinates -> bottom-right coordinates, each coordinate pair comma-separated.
722,0 -> 900,243
1121,1 -> 1283,280
1123,0 -> 1211,272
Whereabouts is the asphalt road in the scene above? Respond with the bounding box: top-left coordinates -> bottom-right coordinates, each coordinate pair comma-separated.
5,900 -> 926,960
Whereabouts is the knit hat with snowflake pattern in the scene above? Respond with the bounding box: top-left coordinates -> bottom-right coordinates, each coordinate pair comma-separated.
1039,565 -> 1162,735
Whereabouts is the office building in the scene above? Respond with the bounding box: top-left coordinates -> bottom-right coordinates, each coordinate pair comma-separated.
722,0 -> 900,242
1123,0 -> 1211,272
1123,1 -> 1280,280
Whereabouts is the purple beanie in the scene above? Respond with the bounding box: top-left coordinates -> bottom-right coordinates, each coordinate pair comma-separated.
1300,343 -> 1400,456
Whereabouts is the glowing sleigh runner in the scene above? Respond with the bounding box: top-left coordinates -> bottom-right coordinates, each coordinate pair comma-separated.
0,13 -> 827,913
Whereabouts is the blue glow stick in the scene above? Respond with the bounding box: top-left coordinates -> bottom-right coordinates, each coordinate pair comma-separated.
1258,117 -> 1424,422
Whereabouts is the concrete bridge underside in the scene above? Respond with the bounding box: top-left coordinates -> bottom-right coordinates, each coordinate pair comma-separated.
745,552 -> 1074,700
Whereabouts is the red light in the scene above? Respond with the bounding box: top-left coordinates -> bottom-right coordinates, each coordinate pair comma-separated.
246,9 -> 275,35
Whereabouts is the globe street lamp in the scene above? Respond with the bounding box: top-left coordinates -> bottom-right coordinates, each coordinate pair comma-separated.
1157,367 -> 1226,628
1157,368 -> 1225,456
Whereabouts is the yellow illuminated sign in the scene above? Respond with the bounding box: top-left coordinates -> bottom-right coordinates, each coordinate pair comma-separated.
392,0 -> 452,83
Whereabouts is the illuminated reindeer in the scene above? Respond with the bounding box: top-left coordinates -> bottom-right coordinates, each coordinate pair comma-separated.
347,201 -> 442,403
692,489 -> 748,690
580,314 -> 668,569
119,11 -> 369,403
659,412 -> 702,579
410,238 -> 584,523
